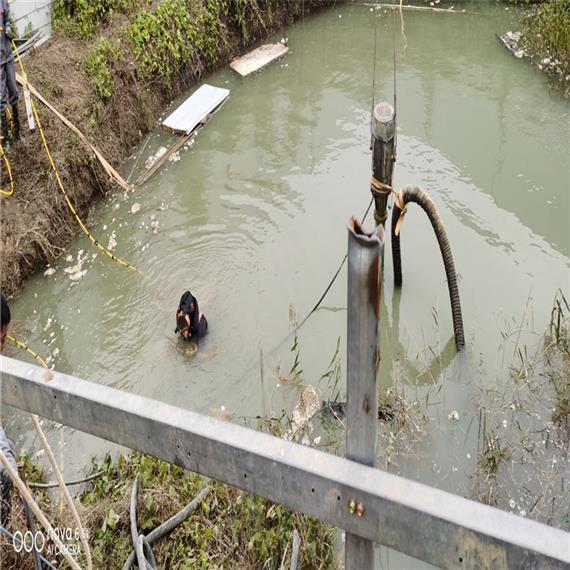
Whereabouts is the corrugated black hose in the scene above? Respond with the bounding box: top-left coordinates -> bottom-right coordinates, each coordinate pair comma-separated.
391,186 -> 465,350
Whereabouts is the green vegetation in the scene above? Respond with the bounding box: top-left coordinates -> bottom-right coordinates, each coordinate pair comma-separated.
128,0 -> 222,83
55,0 -> 285,101
472,291 -> 570,525
53,0 -> 140,39
521,0 -> 570,87
86,38 -> 120,100
78,452 -> 335,569
546,292 -> 570,428
478,435 -> 512,478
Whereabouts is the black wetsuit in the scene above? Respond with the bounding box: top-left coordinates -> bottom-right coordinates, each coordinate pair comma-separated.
175,291 -> 208,341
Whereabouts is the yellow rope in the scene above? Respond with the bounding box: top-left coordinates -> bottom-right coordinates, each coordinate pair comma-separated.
371,176 -> 407,235
11,40 -> 142,274
0,141 -> 14,196
6,334 -> 49,368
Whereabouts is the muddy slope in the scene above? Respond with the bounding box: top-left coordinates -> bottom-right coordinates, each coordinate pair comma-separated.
0,0 -> 326,297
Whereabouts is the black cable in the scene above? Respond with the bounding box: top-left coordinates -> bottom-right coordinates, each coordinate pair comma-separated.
235,196 -> 375,375
28,471 -> 104,489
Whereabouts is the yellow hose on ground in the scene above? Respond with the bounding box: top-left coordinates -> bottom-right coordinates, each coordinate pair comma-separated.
10,40 -> 142,274
0,141 -> 14,196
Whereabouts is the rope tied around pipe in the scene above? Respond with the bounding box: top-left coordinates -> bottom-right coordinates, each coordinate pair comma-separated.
370,177 -> 408,235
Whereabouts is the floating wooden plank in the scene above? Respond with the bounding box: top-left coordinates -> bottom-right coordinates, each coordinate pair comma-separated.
162,84 -> 229,135
230,42 -> 289,77
363,3 -> 467,13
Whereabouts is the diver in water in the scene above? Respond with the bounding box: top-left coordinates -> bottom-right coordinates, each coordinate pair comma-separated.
175,291 -> 208,342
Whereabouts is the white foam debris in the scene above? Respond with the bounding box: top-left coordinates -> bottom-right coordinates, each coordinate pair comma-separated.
69,270 -> 87,281
168,151 -> 181,163
107,232 -> 117,251
66,254 -> 73,262
145,146 -> 168,170
286,385 -> 321,443
103,225 -> 107,230
44,317 -> 53,331
44,267 -> 56,276
131,203 -> 141,214
64,250 -> 89,281
150,220 -> 159,234
52,348 -> 60,357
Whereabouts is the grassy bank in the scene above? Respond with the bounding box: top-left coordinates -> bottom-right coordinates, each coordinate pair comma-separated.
520,0 -> 570,93
0,0 -> 325,297
0,452 -> 335,569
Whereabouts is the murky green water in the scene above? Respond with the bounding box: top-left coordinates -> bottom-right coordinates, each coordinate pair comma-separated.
3,2 -> 569,567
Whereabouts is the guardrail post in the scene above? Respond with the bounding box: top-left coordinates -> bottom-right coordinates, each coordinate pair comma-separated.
370,102 -> 396,227
345,217 -> 383,569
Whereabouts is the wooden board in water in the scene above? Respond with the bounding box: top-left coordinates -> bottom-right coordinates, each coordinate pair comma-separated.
162,84 -> 230,135
230,43 -> 289,77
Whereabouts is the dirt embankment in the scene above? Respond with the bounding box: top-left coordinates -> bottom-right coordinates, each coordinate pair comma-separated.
0,0 -> 326,298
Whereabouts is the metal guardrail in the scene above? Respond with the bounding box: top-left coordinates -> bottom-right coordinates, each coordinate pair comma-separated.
1,355 -> 569,569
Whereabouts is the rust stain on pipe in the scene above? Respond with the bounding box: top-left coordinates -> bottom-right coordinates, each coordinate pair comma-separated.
374,349 -> 382,375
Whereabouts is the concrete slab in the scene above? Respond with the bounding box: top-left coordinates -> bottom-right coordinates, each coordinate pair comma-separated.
162,84 -> 230,135
230,42 -> 289,77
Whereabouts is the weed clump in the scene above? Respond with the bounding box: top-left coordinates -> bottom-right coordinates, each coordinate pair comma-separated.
53,0 -> 139,39
86,38 -> 120,100
83,452 -> 336,568
520,0 -> 570,92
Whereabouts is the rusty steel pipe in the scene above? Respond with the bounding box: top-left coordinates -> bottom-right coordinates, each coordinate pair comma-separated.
346,218 -> 383,569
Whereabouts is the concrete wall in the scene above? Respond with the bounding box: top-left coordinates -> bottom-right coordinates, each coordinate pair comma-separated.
9,0 -> 53,39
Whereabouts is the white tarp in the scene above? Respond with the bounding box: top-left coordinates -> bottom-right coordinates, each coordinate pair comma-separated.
162,84 -> 230,134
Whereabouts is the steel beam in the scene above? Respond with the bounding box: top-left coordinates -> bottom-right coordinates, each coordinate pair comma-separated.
1,356 -> 569,569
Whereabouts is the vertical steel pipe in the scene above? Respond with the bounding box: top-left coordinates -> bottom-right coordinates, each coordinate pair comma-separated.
370,102 -> 396,227
345,218 -> 383,569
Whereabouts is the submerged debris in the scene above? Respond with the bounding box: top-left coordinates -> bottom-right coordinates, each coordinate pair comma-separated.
144,146 -> 167,170
63,250 -> 89,281
168,151 -> 181,163
107,232 -> 117,251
